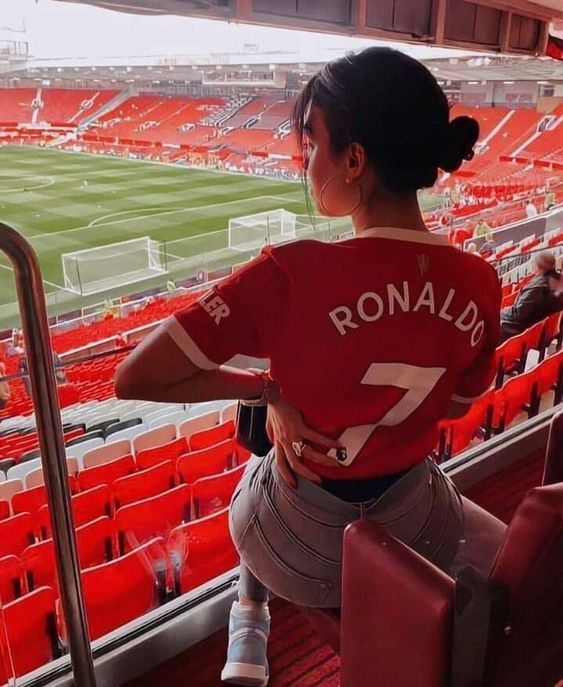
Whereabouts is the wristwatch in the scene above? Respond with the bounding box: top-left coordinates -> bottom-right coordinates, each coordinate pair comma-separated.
242,369 -> 281,406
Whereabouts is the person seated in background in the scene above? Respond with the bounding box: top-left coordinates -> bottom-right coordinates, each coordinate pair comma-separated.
525,200 -> 538,219
473,219 -> 492,240
0,362 -> 11,410
500,251 -> 562,342
6,329 -> 24,358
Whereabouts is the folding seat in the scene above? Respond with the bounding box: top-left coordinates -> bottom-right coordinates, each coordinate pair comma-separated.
494,368 -> 538,432
105,418 -> 144,439
177,439 -> 234,485
106,423 -> 147,445
64,436 -> 104,465
114,484 -> 191,555
436,390 -> 495,460
519,319 -> 545,357
178,410 -> 220,440
0,500 -> 8,520
219,402 -> 238,424
78,454 -> 136,491
112,460 -> 176,509
38,484 -> 111,537
191,463 -> 245,519
494,331 -> 528,386
0,554 -> 24,602
7,458 -> 42,483
77,538 -> 166,641
24,458 -> 79,489
0,587 -> 59,683
0,478 -> 23,513
188,419 -> 236,451
147,410 -> 191,430
82,439 -> 131,469
0,513 -> 35,558
136,436 -> 188,471
543,310 -> 562,353
132,423 -> 177,455
534,349 -> 563,409
12,476 -> 78,523
23,516 -> 115,592
169,508 -> 238,595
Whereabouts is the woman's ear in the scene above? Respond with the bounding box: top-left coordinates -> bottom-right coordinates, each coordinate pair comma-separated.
346,142 -> 366,180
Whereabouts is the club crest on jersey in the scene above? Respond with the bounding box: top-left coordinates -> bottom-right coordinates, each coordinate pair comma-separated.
199,290 -> 230,325
417,254 -> 430,275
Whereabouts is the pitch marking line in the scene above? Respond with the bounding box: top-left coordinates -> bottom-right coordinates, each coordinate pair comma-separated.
0,175 -> 56,194
26,195 -> 302,240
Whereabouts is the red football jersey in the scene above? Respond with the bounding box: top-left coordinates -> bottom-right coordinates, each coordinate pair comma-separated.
166,227 -> 501,479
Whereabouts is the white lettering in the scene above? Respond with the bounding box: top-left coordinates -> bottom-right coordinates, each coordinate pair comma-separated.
413,282 -> 435,314
438,288 -> 456,322
329,306 -> 358,336
455,301 -> 478,332
471,320 -> 485,347
201,294 -> 230,325
358,292 -> 384,322
387,281 -> 409,315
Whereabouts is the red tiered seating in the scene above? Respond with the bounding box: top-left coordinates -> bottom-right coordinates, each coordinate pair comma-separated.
135,436 -> 187,470
23,516 -> 115,592
177,439 -> 234,484
188,419 -> 235,451
191,463 -> 245,519
0,513 -> 35,558
169,508 -> 238,594
0,587 -> 58,682
77,454 -> 136,491
0,554 -> 23,603
114,484 -> 191,554
76,538 -> 166,641
38,484 -> 111,537
112,460 -> 176,508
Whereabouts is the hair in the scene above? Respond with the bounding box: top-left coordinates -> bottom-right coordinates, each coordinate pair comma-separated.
293,47 -> 479,193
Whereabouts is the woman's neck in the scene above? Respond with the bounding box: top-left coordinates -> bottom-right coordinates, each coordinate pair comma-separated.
351,191 -> 428,236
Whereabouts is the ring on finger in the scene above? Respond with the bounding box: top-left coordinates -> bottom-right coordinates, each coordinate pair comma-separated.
291,440 -> 307,458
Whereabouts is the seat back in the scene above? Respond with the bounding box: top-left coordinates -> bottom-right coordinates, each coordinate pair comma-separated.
132,423 -> 177,455
191,463 -> 245,519
112,460 -> 175,509
188,419 -> 235,451
177,439 -> 233,485
135,436 -> 187,471
340,519 -> 455,687
78,454 -> 136,491
82,439 -> 131,469
487,484 -> 563,685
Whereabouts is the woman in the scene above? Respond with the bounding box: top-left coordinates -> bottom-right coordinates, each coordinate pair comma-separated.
115,48 -> 501,687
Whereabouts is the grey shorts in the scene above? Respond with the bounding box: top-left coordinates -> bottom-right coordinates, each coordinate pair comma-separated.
229,452 -> 465,608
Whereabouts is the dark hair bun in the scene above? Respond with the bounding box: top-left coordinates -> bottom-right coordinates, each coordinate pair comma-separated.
439,116 -> 479,173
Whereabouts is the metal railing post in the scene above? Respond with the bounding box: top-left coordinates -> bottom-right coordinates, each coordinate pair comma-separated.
0,222 -> 96,686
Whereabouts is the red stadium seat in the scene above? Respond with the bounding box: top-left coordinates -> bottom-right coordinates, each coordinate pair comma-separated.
534,349 -> 563,404
438,389 -> 495,459
168,507 -> 238,594
0,587 -> 59,683
112,460 -> 176,509
0,513 -> 35,558
334,486 -> 563,686
0,500 -> 9,520
494,331 -> 528,386
38,484 -> 111,537
494,368 -> 538,432
114,484 -> 191,554
73,538 -> 165,641
12,476 -> 77,519
77,454 -> 136,491
135,436 -> 187,470
23,516 -> 115,592
177,439 -> 234,485
191,463 -> 245,519
0,555 -> 24,602
187,420 -> 235,451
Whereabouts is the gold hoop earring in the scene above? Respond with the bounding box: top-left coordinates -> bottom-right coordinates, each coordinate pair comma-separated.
318,175 -> 363,216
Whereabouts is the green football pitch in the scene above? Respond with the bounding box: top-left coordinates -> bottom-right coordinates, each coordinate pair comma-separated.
0,145 -> 443,331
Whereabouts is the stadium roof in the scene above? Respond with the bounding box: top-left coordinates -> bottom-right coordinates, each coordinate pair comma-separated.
52,0 -> 563,57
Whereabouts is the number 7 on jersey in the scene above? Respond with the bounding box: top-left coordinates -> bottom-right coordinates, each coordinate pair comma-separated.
328,363 -> 446,467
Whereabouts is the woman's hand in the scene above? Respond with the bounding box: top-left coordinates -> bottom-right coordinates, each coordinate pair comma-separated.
266,398 -> 343,488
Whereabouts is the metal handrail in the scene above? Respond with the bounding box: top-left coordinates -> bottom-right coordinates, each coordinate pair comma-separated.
0,222 -> 96,686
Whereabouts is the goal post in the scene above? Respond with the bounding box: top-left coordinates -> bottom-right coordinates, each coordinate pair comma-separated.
228,209 -> 297,251
62,236 -> 167,296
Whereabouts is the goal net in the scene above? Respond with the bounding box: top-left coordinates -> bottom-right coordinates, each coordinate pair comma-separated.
62,236 -> 167,296
228,209 -> 297,251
